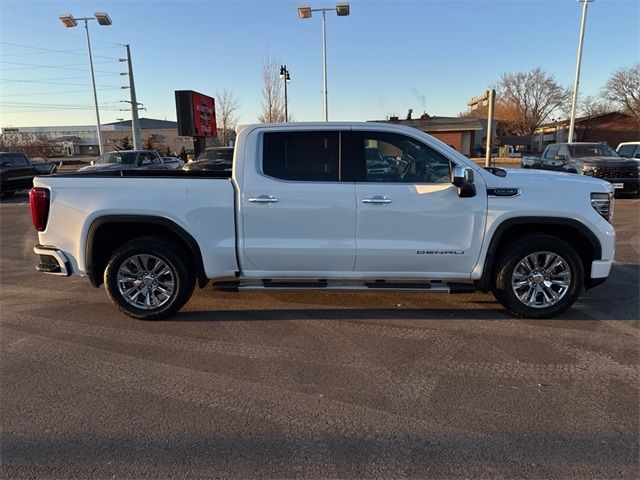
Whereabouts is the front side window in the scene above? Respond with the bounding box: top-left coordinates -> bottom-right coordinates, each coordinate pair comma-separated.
150,152 -> 162,165
96,152 -> 137,165
544,145 -> 560,159
263,131 -> 340,181
356,131 -> 451,183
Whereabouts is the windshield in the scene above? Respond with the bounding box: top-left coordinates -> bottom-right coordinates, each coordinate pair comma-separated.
569,144 -> 619,158
198,148 -> 233,162
96,152 -> 138,164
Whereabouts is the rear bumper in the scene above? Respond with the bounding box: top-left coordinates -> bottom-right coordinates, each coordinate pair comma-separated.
34,244 -> 71,276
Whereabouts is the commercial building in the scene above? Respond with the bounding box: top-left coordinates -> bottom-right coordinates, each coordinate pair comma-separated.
1,118 -> 197,156
532,112 -> 639,151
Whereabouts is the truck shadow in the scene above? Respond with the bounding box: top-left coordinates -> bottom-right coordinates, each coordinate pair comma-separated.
176,264 -> 638,323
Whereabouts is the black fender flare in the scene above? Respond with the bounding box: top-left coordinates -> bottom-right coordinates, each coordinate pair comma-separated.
477,216 -> 602,291
85,215 -> 208,288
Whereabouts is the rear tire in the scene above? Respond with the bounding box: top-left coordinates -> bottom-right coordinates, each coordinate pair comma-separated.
104,237 -> 195,320
491,234 -> 584,319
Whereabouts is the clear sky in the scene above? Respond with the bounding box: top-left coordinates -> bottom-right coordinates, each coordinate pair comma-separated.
0,0 -> 638,127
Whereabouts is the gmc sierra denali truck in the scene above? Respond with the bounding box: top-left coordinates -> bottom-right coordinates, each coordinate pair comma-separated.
30,122 -> 616,320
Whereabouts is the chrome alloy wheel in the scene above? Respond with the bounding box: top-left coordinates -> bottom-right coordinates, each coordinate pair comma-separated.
116,254 -> 175,310
511,251 -> 572,309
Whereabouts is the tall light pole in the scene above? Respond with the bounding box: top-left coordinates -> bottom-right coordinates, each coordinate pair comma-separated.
297,3 -> 350,121
120,44 -> 143,149
568,0 -> 594,143
59,12 -> 112,155
279,65 -> 291,122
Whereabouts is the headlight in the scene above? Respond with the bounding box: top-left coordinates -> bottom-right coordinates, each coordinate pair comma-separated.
591,192 -> 613,222
582,165 -> 596,176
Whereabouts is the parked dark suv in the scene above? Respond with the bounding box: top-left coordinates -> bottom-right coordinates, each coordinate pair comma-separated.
530,142 -> 640,196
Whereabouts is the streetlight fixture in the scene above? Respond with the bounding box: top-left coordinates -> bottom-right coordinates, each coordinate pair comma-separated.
568,0 -> 595,143
59,12 -> 113,155
279,65 -> 292,122
297,2 -> 350,121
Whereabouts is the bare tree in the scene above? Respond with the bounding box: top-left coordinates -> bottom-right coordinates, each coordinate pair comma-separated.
602,63 -> 640,124
216,88 -> 240,146
495,67 -> 571,135
0,132 -> 57,158
579,94 -> 612,118
258,53 -> 285,123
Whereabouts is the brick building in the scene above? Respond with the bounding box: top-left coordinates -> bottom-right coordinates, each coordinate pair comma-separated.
533,112 -> 640,151
372,115 -> 490,157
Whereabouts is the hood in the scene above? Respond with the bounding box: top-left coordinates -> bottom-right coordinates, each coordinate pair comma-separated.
576,156 -> 640,167
486,167 -> 612,190
78,163 -> 138,172
570,157 -> 640,166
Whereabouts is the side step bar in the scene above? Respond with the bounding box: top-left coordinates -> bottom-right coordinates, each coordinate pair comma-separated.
213,280 -> 477,294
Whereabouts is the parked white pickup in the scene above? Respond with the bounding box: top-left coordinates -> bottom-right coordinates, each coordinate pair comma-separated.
31,122 -> 615,319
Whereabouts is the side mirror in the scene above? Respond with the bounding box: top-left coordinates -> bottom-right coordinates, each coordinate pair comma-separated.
634,153 -> 640,159
450,164 -> 476,198
554,154 -> 566,162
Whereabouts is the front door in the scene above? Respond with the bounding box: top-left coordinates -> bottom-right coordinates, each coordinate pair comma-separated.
352,129 -> 487,278
240,129 -> 356,275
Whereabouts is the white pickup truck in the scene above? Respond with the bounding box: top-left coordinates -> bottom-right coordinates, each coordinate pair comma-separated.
30,122 -> 616,320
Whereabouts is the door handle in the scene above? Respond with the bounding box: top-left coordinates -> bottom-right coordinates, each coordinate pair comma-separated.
362,196 -> 392,204
248,195 -> 279,203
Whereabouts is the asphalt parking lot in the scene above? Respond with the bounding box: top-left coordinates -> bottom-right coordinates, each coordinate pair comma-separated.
1,191 -> 638,479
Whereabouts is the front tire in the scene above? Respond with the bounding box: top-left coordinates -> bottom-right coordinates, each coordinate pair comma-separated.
491,234 -> 584,319
104,237 -> 194,320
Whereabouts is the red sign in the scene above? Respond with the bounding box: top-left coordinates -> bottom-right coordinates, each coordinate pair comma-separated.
192,92 -> 216,137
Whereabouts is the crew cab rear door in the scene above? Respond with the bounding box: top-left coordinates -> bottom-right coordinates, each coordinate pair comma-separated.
352,128 -> 487,277
238,128 -> 356,275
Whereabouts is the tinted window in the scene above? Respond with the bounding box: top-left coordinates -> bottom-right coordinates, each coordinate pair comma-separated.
617,145 -> 638,158
263,131 -> 340,181
198,148 -> 233,162
569,144 -> 618,158
544,145 -> 560,159
11,154 -> 29,166
150,152 -> 162,165
356,132 -> 451,183
96,152 -> 137,164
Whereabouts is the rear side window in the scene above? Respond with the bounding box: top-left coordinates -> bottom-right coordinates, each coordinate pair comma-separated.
11,154 -> 29,166
263,131 -> 340,181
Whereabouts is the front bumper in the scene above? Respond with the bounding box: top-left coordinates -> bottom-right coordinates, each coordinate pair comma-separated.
34,244 -> 71,276
600,178 -> 639,195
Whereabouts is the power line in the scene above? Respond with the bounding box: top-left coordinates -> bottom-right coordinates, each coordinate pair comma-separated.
0,79 -> 123,88
0,20 -> 123,46
0,87 -> 123,98
0,60 -> 121,74
0,42 -> 119,60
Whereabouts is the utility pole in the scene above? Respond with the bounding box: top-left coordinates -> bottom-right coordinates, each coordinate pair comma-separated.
568,0 -> 594,143
467,89 -> 496,166
122,44 -> 142,149
485,89 -> 495,167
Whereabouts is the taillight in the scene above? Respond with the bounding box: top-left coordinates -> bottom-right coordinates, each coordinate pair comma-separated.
30,188 -> 50,232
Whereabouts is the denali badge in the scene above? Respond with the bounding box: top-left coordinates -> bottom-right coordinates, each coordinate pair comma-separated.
417,250 -> 464,255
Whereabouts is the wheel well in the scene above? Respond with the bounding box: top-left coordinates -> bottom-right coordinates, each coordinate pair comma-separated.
86,218 -> 207,288
479,220 -> 600,291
